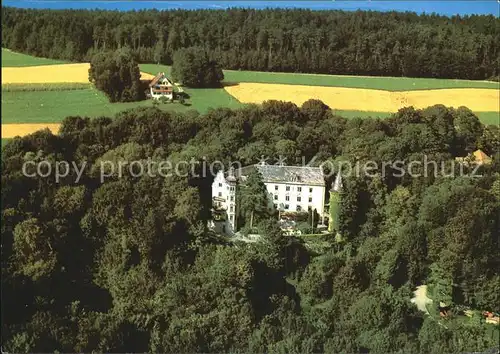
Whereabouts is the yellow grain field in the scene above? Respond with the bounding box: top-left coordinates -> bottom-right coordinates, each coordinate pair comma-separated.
1,63 -> 156,84
225,83 -> 499,112
2,124 -> 61,138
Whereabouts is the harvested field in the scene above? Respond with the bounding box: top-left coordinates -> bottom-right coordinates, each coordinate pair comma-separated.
2,124 -> 61,138
1,63 -> 156,84
225,83 -> 499,112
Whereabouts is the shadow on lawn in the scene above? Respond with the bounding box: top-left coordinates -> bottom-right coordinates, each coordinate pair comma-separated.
222,82 -> 240,88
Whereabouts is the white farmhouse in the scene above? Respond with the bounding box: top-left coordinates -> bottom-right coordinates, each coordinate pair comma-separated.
211,162 -> 326,235
149,72 -> 174,100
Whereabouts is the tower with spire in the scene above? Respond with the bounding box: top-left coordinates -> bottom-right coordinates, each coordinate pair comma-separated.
328,172 -> 342,233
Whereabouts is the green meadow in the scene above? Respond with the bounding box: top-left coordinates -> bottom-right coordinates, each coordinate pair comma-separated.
4,86 -> 496,126
1,48 -> 67,67
1,88 -> 242,124
223,69 -> 500,91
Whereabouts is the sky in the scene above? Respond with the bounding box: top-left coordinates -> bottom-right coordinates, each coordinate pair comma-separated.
2,0 -> 499,17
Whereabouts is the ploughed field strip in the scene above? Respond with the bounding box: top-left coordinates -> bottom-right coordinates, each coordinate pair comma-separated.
224,83 -> 500,113
1,63 -> 155,84
2,124 -> 61,138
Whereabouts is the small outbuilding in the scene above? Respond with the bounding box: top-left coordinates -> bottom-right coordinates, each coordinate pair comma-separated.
455,149 -> 492,166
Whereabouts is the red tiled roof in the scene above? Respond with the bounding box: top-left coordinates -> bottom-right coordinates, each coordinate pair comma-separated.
473,149 -> 492,164
149,72 -> 165,87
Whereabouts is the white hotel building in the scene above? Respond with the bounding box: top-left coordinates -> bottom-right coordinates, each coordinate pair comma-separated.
211,162 -> 326,235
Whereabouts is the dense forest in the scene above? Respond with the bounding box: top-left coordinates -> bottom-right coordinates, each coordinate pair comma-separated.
2,100 -> 499,352
2,6 -> 499,79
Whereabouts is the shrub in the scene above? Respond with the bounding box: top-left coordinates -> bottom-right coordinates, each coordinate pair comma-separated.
89,47 -> 144,102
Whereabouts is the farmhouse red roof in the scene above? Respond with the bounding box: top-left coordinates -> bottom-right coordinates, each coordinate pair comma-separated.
149,72 -> 164,87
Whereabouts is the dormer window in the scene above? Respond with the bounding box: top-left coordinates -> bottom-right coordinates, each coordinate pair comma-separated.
290,173 -> 301,183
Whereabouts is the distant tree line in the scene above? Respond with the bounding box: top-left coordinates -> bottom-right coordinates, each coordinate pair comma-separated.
2,99 -> 499,352
2,7 -> 499,79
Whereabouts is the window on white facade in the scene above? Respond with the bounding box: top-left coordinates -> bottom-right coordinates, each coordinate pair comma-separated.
284,204 -> 289,210
230,186 -> 235,192
297,196 -> 301,202
297,187 -> 302,192
274,195 -> 278,200
309,187 -> 313,193
230,196 -> 234,202
218,192 -> 222,197
286,186 -> 290,191
296,205 -> 302,211
218,183 -> 222,187
308,197 -> 313,203
285,195 -> 290,201
230,205 -> 234,212
274,203 -> 278,209
275,185 -> 278,191
230,215 -> 234,222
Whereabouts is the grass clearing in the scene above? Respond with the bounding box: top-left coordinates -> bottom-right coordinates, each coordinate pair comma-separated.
475,112 -> 500,126
332,110 -> 392,119
1,48 -> 67,67
224,69 -> 500,91
140,64 -> 173,77
1,87 -> 242,124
